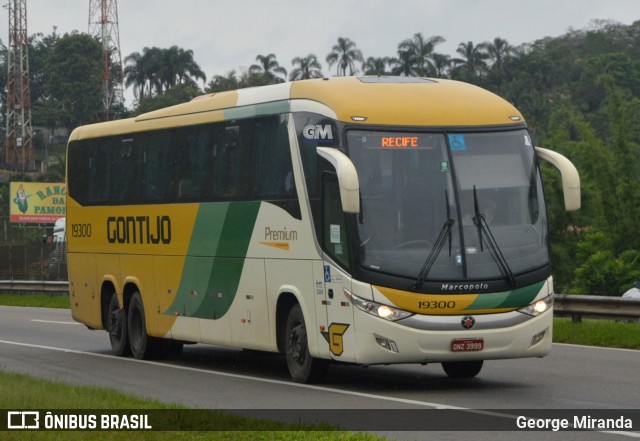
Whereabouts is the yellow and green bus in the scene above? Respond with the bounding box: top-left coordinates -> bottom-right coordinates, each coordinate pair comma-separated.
66,76 -> 580,382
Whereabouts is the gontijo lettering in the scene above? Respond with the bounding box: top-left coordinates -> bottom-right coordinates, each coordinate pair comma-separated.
107,215 -> 171,244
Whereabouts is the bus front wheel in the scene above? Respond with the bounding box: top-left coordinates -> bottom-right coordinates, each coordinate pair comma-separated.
107,292 -> 130,356
285,304 -> 328,383
441,360 -> 483,378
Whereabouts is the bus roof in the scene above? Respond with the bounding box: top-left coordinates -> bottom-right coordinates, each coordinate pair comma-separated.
69,77 -> 524,141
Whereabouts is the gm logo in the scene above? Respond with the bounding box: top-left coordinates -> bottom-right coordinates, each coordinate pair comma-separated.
303,124 -> 333,140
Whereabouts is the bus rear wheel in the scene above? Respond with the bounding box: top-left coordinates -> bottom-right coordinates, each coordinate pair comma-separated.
107,292 -> 130,356
441,360 -> 483,378
128,291 -> 161,360
285,304 -> 328,383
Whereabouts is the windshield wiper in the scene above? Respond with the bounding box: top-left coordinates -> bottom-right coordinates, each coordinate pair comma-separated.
472,186 -> 516,287
414,190 -> 454,290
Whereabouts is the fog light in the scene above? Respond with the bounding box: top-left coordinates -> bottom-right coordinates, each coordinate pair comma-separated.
375,336 -> 399,353
530,329 -> 546,347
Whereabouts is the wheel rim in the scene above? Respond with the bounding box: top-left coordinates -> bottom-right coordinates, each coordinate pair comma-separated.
288,322 -> 307,366
108,308 -> 122,340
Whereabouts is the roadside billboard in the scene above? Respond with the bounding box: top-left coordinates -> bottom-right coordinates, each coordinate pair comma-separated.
9,182 -> 66,223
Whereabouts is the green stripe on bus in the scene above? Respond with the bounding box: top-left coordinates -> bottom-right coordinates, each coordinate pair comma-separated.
464,281 -> 544,311
166,201 -> 261,319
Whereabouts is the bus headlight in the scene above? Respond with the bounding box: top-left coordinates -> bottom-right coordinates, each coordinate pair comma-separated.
344,289 -> 413,321
519,295 -> 553,316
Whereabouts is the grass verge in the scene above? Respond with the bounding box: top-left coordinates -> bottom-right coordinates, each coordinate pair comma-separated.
552,316 -> 640,350
0,371 -> 382,440
0,293 -> 70,309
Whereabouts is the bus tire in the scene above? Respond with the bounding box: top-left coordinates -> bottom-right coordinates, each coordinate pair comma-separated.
285,304 -> 328,383
441,360 -> 483,378
107,292 -> 130,356
127,291 -> 160,360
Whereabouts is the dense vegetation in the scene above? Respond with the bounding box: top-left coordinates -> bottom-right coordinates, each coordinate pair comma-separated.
1,19 -> 639,294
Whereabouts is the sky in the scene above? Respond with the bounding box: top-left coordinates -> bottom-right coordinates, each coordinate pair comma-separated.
5,0 -> 640,107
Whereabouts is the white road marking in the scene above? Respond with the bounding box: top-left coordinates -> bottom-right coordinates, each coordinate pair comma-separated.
30,319 -> 80,325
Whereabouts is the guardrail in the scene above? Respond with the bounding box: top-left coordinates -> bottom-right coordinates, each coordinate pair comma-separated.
554,294 -> 640,322
1,283 -> 639,322
0,280 -> 69,295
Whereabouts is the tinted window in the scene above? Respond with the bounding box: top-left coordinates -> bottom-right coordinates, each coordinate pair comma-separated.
67,114 -> 301,219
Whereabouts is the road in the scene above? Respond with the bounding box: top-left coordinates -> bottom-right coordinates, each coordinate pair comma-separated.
0,306 -> 639,440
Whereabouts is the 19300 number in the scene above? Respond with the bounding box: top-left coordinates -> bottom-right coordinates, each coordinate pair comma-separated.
418,300 -> 456,310
71,223 -> 92,238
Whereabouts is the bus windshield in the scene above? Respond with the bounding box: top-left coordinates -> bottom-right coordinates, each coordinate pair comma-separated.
347,129 -> 548,284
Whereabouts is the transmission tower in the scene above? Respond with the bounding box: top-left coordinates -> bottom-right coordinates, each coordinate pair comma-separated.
88,0 -> 124,120
5,0 -> 34,170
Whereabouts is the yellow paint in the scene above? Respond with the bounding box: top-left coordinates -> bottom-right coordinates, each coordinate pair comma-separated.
328,323 -> 350,356
291,77 -> 523,126
66,196 -> 197,335
68,90 -> 238,142
66,196 -> 198,256
373,285 -> 515,315
259,241 -> 290,251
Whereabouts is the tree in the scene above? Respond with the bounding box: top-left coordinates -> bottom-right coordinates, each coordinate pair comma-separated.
206,71 -> 240,92
124,48 -> 158,101
24,29 -> 60,112
484,37 -> 513,75
289,54 -> 323,80
249,53 -> 287,84
326,37 -> 363,76
363,57 -> 392,75
451,41 -> 489,81
159,46 -> 206,91
397,33 -> 445,77
124,46 -> 206,104
431,53 -> 451,78
390,49 -> 415,76
134,83 -> 201,115
45,32 -> 103,129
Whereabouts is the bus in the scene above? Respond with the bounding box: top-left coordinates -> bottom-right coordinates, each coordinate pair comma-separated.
66,76 -> 580,383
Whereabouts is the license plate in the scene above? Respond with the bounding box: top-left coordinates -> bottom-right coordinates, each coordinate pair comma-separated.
451,338 -> 484,352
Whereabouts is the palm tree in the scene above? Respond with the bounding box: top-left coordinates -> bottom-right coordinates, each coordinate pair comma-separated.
484,37 -> 513,74
431,53 -> 452,78
160,46 -> 206,90
397,33 -> 445,77
206,71 -> 240,92
124,51 -> 149,101
124,46 -> 206,101
289,54 -> 323,80
451,41 -> 489,80
390,50 -> 416,76
249,53 -> 287,84
326,37 -> 363,76
363,57 -> 392,75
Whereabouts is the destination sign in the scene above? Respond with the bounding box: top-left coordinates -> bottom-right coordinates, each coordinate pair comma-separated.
381,136 -> 419,148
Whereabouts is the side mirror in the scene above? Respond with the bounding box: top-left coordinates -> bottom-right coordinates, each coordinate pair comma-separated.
535,147 -> 581,211
317,147 -> 360,214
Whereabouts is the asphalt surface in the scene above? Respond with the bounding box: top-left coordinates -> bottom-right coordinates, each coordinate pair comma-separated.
1,306 -> 638,440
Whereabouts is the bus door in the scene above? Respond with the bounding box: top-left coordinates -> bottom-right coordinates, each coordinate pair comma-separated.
320,173 -> 356,362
